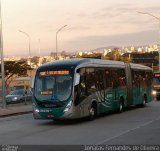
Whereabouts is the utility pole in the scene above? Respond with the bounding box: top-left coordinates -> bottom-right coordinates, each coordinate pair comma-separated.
0,0 -> 6,108
138,11 -> 160,71
19,30 -> 31,66
56,25 -> 67,60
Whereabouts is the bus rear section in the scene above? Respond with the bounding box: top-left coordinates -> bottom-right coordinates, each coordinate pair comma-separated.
126,63 -> 153,106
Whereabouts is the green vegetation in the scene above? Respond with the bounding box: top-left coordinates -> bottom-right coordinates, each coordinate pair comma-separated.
1,61 -> 31,91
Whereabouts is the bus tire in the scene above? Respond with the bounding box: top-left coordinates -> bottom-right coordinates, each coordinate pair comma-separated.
88,102 -> 97,121
142,95 -> 147,107
156,97 -> 160,101
118,100 -> 123,113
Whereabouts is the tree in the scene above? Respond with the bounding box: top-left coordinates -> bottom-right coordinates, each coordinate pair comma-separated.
50,52 -> 56,58
31,56 -> 40,67
101,56 -> 110,60
61,51 -> 67,57
120,56 -> 131,63
1,60 -> 31,90
41,58 -> 47,64
106,49 -> 121,60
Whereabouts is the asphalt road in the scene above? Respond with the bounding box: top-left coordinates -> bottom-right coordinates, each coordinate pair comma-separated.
0,100 -> 160,146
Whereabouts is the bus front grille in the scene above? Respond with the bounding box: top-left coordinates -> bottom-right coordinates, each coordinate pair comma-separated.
37,101 -> 64,108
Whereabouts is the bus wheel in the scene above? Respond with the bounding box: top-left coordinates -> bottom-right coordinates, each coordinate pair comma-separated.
118,101 -> 123,113
142,96 -> 147,107
89,103 -> 97,120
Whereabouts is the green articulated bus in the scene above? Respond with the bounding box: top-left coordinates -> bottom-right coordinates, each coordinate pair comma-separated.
32,58 -> 153,120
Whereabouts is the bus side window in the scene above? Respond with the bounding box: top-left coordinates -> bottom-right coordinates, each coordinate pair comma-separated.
145,72 -> 152,86
105,69 -> 113,88
79,76 -> 86,95
95,69 -> 105,91
118,69 -> 126,87
86,68 -> 96,95
132,70 -> 139,86
111,70 -> 119,88
138,71 -> 147,87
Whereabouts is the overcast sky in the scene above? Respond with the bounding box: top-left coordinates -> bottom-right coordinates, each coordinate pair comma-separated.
1,0 -> 160,56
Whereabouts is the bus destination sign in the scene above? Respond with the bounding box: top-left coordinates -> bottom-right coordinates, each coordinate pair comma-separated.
40,70 -> 69,76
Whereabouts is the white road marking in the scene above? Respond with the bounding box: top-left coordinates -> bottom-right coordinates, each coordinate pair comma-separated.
96,116 -> 160,145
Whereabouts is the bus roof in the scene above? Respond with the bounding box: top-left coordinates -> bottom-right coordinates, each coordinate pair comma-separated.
130,63 -> 152,71
37,58 -> 152,72
37,58 -> 125,71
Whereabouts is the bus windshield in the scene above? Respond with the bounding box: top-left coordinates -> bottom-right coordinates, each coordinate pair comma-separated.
35,74 -> 73,102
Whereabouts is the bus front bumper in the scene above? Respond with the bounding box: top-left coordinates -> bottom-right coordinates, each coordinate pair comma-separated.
33,106 -> 78,120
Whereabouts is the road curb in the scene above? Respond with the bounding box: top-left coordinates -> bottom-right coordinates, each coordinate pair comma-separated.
0,110 -> 33,118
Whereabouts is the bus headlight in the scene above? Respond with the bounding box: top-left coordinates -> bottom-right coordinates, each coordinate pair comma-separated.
35,109 -> 40,113
64,101 -> 72,112
152,90 -> 157,96
33,103 -> 40,113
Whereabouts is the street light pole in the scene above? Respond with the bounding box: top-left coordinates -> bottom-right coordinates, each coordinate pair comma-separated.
0,0 -> 6,108
56,25 -> 67,60
38,38 -> 41,57
19,30 -> 31,66
138,11 -> 160,71
38,38 -> 41,66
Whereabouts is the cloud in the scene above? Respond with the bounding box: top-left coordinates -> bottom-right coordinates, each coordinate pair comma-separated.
67,30 -> 159,50
90,4 -> 160,23
67,26 -> 91,31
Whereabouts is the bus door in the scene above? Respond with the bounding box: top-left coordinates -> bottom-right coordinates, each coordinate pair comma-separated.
132,70 -> 141,105
99,68 -> 115,112
106,69 -> 125,110
75,67 -> 97,117
74,68 -> 87,117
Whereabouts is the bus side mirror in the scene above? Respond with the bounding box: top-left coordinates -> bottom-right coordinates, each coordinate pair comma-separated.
75,73 -> 80,86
